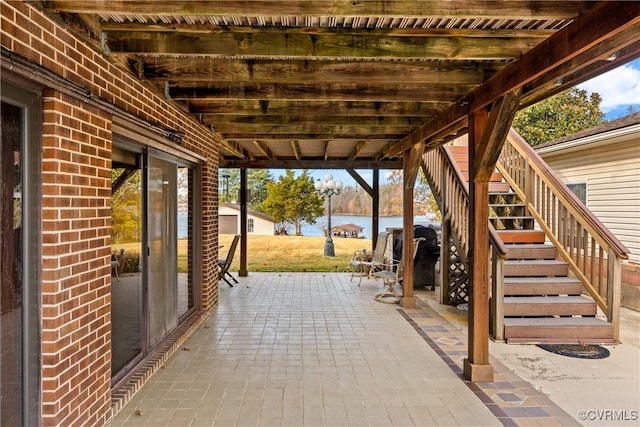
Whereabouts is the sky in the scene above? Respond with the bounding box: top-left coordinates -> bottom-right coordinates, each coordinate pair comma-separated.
274,58 -> 640,187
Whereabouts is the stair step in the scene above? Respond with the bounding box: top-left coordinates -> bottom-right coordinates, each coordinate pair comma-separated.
461,171 -> 503,182
490,216 -> 535,230
498,230 -> 546,244
504,259 -> 568,276
489,182 -> 511,193
489,192 -> 521,204
503,317 -> 615,344
490,204 -> 527,217
504,296 -> 597,316
504,277 -> 583,295
505,244 -> 557,260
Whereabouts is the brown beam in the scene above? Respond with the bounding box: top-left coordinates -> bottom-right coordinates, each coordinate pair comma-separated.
143,58 -> 506,86
220,158 -> 402,169
464,108 -> 493,383
346,169 -> 373,197
290,140 -> 301,160
105,30 -> 538,61
251,140 -> 276,160
474,89 -> 522,181
385,1 -> 640,157
51,1 -> 596,19
401,148 -> 416,308
189,100 -> 448,117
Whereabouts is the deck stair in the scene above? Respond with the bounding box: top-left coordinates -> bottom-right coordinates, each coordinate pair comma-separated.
439,145 -> 615,344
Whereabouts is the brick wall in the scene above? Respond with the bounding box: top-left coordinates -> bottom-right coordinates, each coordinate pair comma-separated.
2,1 -> 220,425
41,91 -> 113,426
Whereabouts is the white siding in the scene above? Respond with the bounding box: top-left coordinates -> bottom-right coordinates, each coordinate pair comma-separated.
218,205 -> 275,235
541,139 -> 640,264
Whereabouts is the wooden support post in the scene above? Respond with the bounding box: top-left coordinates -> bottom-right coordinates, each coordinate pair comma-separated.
239,167 -> 248,277
372,169 -> 380,251
464,109 -> 494,382
401,143 -> 424,308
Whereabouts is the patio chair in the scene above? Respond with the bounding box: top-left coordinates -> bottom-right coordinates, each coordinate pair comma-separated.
349,231 -> 389,286
111,249 -> 125,282
218,235 -> 240,287
372,237 -> 424,304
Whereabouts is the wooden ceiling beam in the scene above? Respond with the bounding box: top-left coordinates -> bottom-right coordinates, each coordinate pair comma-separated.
251,140 -> 276,160
104,30 -> 538,61
384,1 -> 640,158
348,141 -> 367,162
168,83 -> 475,102
50,1 -> 596,19
346,169 -> 373,197
188,100 -> 447,117
142,58 -> 504,86
290,140 -> 302,160
223,131 -> 408,140
474,89 -> 522,181
102,23 -> 556,39
221,158 -> 402,170
206,115 -> 424,127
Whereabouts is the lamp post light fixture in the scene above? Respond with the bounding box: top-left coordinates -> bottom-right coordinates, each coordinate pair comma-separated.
221,173 -> 230,201
315,174 -> 343,257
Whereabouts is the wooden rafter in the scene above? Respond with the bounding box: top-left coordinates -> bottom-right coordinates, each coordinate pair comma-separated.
251,140 -> 276,160
385,1 -> 640,158
290,140 -> 301,160
50,1 -> 596,19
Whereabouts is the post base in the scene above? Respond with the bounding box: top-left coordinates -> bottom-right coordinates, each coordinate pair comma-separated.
324,241 -> 335,257
400,297 -> 415,308
463,358 -> 494,382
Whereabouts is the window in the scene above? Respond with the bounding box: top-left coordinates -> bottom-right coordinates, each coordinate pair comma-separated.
566,183 -> 587,205
248,218 -> 254,233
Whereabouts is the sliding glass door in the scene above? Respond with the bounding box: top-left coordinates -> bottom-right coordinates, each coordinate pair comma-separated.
111,143 -> 197,381
147,153 -> 178,346
1,81 -> 41,427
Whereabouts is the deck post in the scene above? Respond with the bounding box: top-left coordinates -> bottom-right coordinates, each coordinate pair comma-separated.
401,148 -> 416,308
373,169 -> 380,252
464,109 -> 494,382
239,167 -> 248,277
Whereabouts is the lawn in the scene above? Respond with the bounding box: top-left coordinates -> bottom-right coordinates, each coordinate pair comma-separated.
113,234 -> 373,273
219,234 -> 373,272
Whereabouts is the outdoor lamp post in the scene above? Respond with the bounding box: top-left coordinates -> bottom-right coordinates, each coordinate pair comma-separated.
315,174 -> 343,256
221,173 -> 230,201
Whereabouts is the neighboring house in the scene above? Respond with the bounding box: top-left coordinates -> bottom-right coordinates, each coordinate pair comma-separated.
219,203 -> 275,235
536,112 -> 640,310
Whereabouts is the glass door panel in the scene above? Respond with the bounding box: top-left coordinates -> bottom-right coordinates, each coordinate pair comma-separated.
110,150 -> 143,374
1,101 -> 24,426
147,154 -> 178,347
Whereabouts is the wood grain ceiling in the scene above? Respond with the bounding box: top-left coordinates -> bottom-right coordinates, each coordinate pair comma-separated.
45,1 -> 640,169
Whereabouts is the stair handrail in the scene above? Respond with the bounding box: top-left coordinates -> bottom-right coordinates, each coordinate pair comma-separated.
497,129 -> 628,338
423,145 -> 508,260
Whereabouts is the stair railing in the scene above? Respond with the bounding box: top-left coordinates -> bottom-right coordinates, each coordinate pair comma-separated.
422,146 -> 508,338
497,129 -> 629,340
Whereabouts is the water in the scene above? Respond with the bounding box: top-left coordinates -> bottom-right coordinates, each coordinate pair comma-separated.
300,215 -> 435,238
179,213 -> 435,239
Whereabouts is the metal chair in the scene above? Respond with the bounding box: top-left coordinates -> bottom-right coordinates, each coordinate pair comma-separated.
372,237 -> 424,303
349,231 -> 389,286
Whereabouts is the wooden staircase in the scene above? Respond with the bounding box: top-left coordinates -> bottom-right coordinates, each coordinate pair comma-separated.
446,146 -> 615,344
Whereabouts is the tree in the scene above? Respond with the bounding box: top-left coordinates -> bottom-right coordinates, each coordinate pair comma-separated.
219,168 -> 273,210
262,170 -> 324,236
513,88 -> 605,146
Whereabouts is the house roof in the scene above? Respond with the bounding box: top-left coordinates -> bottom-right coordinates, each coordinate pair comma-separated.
220,203 -> 275,222
332,223 -> 364,233
536,111 -> 640,150
45,2 -> 640,170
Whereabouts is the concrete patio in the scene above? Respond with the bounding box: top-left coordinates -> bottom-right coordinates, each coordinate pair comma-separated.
109,273 -> 640,427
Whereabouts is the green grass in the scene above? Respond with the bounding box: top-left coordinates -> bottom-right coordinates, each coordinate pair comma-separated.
114,234 -> 373,273
219,234 -> 372,272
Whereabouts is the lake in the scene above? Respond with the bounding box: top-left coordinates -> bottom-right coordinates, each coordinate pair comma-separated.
301,215 -> 436,238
